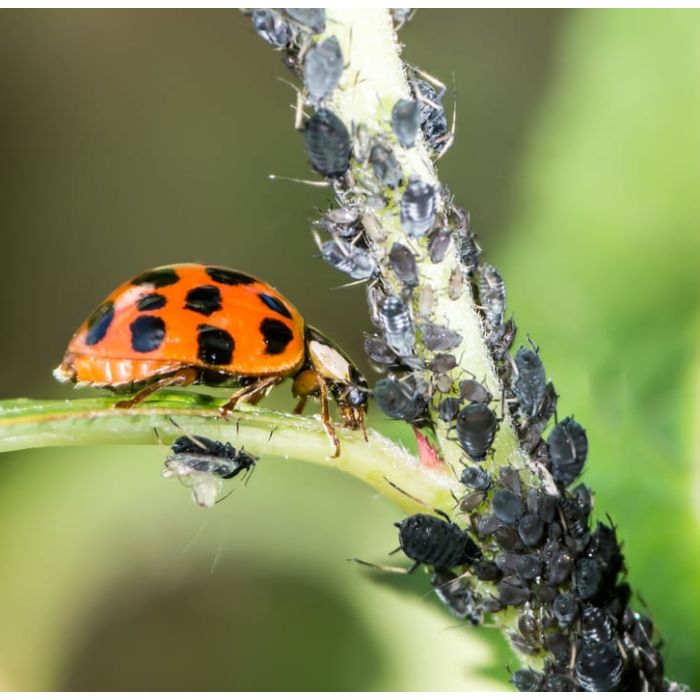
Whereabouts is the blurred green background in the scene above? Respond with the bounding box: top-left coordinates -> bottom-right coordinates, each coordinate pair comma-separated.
0,8 -> 699,691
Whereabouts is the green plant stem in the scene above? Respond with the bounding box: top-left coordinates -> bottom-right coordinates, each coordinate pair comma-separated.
0,393 -> 456,515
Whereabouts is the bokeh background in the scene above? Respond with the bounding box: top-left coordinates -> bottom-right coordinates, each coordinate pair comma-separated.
0,8 -> 699,691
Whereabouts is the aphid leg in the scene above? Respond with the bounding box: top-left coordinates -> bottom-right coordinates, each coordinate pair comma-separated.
114,368 -> 198,409
435,74 -> 457,160
268,174 -> 329,188
219,376 -> 280,417
350,558 -> 419,575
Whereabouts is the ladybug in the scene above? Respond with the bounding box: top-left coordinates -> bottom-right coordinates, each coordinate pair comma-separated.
54,263 -> 368,456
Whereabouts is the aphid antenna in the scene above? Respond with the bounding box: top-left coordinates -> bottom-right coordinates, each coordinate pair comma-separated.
330,277 -> 373,291
382,476 -> 440,515
267,426 -> 278,443
349,557 -> 416,575
526,333 -> 541,353
435,73 -> 457,160
393,8 -> 416,31
165,415 -> 209,451
268,174 -> 329,188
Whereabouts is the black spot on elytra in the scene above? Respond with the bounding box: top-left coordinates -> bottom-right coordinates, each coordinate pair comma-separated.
258,293 -> 292,319
197,325 -> 234,366
130,315 -> 166,353
131,268 -> 180,288
206,267 -> 256,286
136,293 -> 167,312
85,301 -> 114,346
184,285 -> 222,317
260,318 -> 293,355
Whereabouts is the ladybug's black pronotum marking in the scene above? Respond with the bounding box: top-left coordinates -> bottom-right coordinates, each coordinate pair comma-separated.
184,285 -> 223,317
130,315 -> 166,353
396,513 -> 481,573
400,177 -> 436,238
304,36 -> 343,105
136,293 -> 167,312
196,324 -> 235,365
260,318 -> 294,355
304,108 -> 351,179
258,293 -> 292,319
85,301 -> 115,346
131,268 -> 180,289
391,98 -> 420,148
455,403 -> 498,462
205,267 -> 256,286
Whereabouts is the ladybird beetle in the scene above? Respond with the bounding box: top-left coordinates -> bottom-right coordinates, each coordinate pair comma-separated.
54,263 -> 368,457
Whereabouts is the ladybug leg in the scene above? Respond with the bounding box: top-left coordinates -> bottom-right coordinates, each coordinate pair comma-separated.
218,376 -> 281,417
293,395 -> 309,415
318,377 -> 341,459
114,368 -> 198,409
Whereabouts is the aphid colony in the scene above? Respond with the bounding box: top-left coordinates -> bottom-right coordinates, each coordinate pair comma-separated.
245,9 -> 668,691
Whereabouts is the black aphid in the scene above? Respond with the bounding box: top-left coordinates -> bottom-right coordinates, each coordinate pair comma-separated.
575,642 -> 624,692
389,242 -> 419,287
391,98 -> 421,148
421,322 -> 462,352
319,239 -> 377,280
400,177 -> 437,238
396,513 -> 481,572
513,345 -> 546,418
304,36 -> 343,104
316,206 -> 361,240
378,295 -> 415,357
581,605 -> 614,644
428,353 -> 457,373
460,465 -> 492,491
284,8 -> 325,33
498,578 -> 530,606
369,143 -> 402,188
431,568 -> 481,624
517,513 -> 544,547
576,557 -> 602,600
455,403 -> 498,461
547,416 -> 588,487
304,108 -> 351,179
451,206 -> 481,271
412,78 -> 449,153
373,375 -> 426,423
437,397 -> 461,422
552,592 -> 578,628
478,263 -> 506,331
473,559 -> 501,581
458,378 -> 492,405
427,227 -> 452,263
251,9 -> 290,47
546,547 -> 574,585
364,334 -> 398,368
545,675 -> 576,692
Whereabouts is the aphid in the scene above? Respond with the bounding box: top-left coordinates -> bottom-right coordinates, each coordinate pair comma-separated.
437,397 -> 461,422
304,108 -> 351,179
477,263 -> 506,330
498,465 -> 521,493
545,632 -> 573,664
498,578 -> 530,606
581,605 -> 614,644
388,242 -> 419,287
552,592 -> 578,628
433,373 -> 453,394
54,264 -> 367,458
518,380 -> 557,453
366,283 -> 387,328
162,435 -> 257,508
431,568 -> 481,624
427,227 -> 451,263
512,612 -> 541,654
363,333 -> 398,368
545,675 -> 576,692
473,559 -> 501,581
378,295 -> 415,357
517,512 -> 544,547
575,642 -> 624,692
455,403 -> 498,461
304,36 -> 343,105
451,206 -> 481,271
318,238 -> 378,280
369,143 -> 402,188
514,554 -> 541,582
448,265 -> 465,300
587,523 -> 624,586
411,77 -> 449,154
489,317 -> 517,362
512,345 -> 546,418
284,8 -> 325,33
421,322 -> 462,352
546,547 -> 574,585
400,177 -> 437,238
547,417 -> 588,487
474,513 -> 500,539
428,353 -> 457,374
491,489 -> 523,524
576,557 -> 602,600
458,378 -> 492,405
391,98 -> 420,148
250,9 -> 290,47
458,490 -> 487,513
494,526 -> 521,551
561,496 -> 589,545
460,465 -> 492,491
395,513 -> 481,573
315,206 -> 362,240
373,375 -> 426,423
417,284 -> 436,320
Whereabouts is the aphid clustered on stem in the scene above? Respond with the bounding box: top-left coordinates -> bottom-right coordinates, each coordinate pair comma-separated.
245,8 -> 680,692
